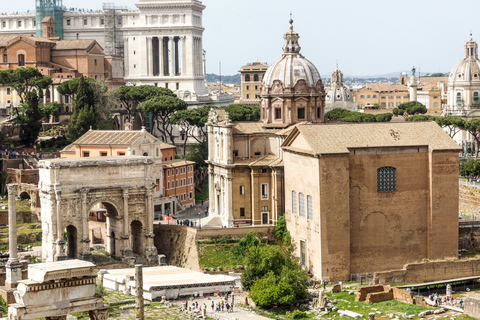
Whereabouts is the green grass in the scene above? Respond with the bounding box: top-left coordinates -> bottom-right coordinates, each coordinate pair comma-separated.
195,186 -> 209,203
197,243 -> 244,269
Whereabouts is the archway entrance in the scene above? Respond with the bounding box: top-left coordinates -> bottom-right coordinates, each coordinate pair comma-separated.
19,191 -> 30,200
131,220 -> 143,255
88,202 -> 121,257
65,225 -> 78,259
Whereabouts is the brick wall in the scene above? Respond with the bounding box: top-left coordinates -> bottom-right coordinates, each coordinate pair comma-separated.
355,285 -> 385,301
357,285 -> 415,305
459,185 -> 480,213
373,258 -> 480,285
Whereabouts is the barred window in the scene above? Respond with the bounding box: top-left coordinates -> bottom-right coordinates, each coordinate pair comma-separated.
292,191 -> 297,215
307,195 -> 313,220
377,167 -> 396,192
299,193 -> 305,217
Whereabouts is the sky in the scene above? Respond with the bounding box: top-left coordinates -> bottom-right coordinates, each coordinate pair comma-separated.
4,0 -> 480,77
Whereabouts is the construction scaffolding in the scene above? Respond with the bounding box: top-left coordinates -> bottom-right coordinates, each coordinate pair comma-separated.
36,0 -> 64,38
103,3 -> 127,57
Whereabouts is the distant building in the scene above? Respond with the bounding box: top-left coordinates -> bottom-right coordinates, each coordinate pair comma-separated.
354,84 -> 409,109
239,62 -> 268,105
61,128 -> 195,214
324,64 -> 357,112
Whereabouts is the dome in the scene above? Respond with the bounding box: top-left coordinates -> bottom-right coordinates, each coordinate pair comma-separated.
448,36 -> 480,85
262,19 -> 322,89
325,65 -> 353,102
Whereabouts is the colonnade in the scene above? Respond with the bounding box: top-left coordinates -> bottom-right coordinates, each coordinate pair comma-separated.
146,36 -> 188,77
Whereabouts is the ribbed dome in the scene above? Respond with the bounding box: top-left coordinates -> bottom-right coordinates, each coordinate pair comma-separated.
449,36 -> 480,85
326,65 -> 352,102
262,19 -> 321,88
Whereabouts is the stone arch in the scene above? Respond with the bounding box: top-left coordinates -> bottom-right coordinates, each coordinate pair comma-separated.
19,191 -> 30,200
65,224 -> 78,259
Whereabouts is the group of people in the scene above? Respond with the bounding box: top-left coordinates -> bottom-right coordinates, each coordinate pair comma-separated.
429,293 -> 463,308
187,291 -> 235,314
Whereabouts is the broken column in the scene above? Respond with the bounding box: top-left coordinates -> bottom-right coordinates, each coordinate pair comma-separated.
6,184 -> 22,288
135,264 -> 144,320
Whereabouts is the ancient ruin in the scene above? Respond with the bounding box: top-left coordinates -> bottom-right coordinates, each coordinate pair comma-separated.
38,156 -> 158,265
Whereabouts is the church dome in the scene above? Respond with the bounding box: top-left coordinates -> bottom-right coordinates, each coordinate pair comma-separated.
448,36 -> 480,85
262,19 -> 322,89
326,65 -> 353,102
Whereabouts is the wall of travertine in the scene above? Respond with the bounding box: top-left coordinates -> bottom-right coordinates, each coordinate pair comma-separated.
373,258 -> 480,285
459,185 -> 480,213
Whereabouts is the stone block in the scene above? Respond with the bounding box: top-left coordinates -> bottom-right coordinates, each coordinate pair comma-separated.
332,284 -> 342,293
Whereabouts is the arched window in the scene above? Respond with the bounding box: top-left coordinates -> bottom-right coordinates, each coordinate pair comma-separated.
18,54 -> 25,66
299,192 -> 305,217
254,74 -> 259,82
245,74 -> 250,82
456,92 -> 462,106
377,167 -> 396,192
307,195 -> 313,220
292,191 -> 297,215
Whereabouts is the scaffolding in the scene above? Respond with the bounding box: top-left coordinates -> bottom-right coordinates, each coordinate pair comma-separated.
35,0 -> 64,38
103,3 -> 127,57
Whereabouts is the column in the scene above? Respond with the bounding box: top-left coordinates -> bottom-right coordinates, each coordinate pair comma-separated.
124,37 -> 129,77
169,36 -> 175,77
161,202 -> 165,216
159,37 -> 163,76
147,37 -> 153,77
80,190 -> 92,261
135,264 -> 144,320
208,167 -> 214,215
145,188 -> 157,264
6,184 -> 22,288
121,189 -> 133,257
174,37 -> 179,76
226,177 -> 233,226
182,36 -> 187,76
54,190 -> 66,261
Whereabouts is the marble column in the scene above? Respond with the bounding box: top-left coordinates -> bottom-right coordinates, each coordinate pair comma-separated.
124,37 -> 129,77
226,177 -> 233,226
121,189 -> 133,257
159,37 -> 163,76
54,190 -> 67,261
135,264 -> 144,320
169,36 -> 175,77
80,190 -> 92,261
6,184 -> 22,288
181,36 -> 187,76
145,188 -> 157,264
147,37 -> 153,77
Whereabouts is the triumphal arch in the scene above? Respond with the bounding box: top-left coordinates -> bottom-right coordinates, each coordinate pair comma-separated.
38,156 -> 158,265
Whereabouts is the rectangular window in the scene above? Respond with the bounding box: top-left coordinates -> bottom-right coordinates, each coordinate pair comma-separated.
94,59 -> 97,66
2,22 -> 5,28
6,88 -> 10,95
297,108 -> 305,119
246,94 -> 250,99
262,206 -> 268,211
372,95 -> 377,98
389,96 -> 393,99
189,192 -> 192,199
377,167 -> 397,192
66,19 -> 71,26
255,85 -> 258,90
167,170 -> 170,177
100,18 -> 104,25
388,102 -> 393,108
100,152 -> 107,156
292,191 -> 297,215
261,168 -> 268,173
307,195 -> 313,220
275,108 -> 281,119
83,19 -> 87,25
396,96 -> 401,99
300,240 -> 306,267
381,96 -> 386,99
367,95 -> 371,98
261,183 -> 268,199
117,18 -> 122,25
64,95 -> 69,103
240,185 -> 245,195
118,152 -> 125,156
240,207 -> 245,217
167,181 -> 170,189
176,168 -> 178,175
299,193 -> 305,217
83,152 -> 90,157
360,95 -> 365,99
246,85 -> 249,90
3,54 -> 6,63
17,21 -> 21,27
156,179 -> 160,192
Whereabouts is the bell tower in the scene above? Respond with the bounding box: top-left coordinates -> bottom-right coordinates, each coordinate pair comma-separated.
36,0 -> 63,38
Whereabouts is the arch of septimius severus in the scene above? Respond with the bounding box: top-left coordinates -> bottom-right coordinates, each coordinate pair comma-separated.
38,156 -> 158,265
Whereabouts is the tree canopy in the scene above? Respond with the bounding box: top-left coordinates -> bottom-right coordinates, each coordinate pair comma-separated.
325,108 -> 392,123
0,67 -> 52,103
393,101 -> 427,117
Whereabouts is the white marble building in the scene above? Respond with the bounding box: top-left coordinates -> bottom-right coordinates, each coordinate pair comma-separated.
324,64 -> 357,112
0,0 -> 233,107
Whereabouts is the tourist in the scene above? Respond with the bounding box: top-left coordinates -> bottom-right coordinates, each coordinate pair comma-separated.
195,301 -> 198,309
323,280 -> 327,290
217,302 -> 221,311
211,301 -> 214,311
460,299 -> 464,309
226,302 -> 230,312
203,303 -> 207,311
221,301 -> 224,311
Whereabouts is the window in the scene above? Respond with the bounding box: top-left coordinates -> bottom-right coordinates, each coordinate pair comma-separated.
66,19 -> 71,26
64,95 -> 69,103
167,181 -> 170,188
255,85 -> 258,90
165,83 -> 168,88
18,54 -> 25,66
83,19 -> 87,25
3,54 -> 6,63
474,92 -> 480,103
366,95 -> 371,98
246,85 -> 250,90
189,192 -> 192,199
240,185 -> 244,195
381,96 -> 386,99
100,152 -> 107,156
372,95 -> 377,98
6,88 -> 10,95
156,179 -> 160,191
246,94 -> 250,99
261,168 -> 268,173
275,108 -> 282,119
396,96 -> 401,99
297,108 -> 305,119
261,184 -> 268,199
292,191 -> 297,215
176,168 -> 178,175
233,150 -> 238,157
176,83 -> 179,90
245,74 -> 250,82
457,92 -> 462,106
307,195 -> 313,220
254,151 -> 261,156
100,18 -> 104,25
17,21 -> 21,27
299,192 -> 305,217
389,96 -> 393,99
83,152 -> 90,157
262,206 -> 268,211
240,207 -> 245,217
360,95 -> 365,99
388,102 -> 393,108
377,167 -> 396,192
118,152 -> 125,156
2,22 -> 5,28
254,74 -> 259,81
117,18 -> 122,25
381,102 -> 386,107
94,59 -> 97,66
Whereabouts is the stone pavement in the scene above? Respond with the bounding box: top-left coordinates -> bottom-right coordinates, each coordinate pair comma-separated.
187,296 -> 271,320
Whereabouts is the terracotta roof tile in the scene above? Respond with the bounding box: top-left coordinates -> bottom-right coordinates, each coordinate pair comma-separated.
53,39 -> 99,50
288,122 -> 461,155
73,130 -> 157,145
